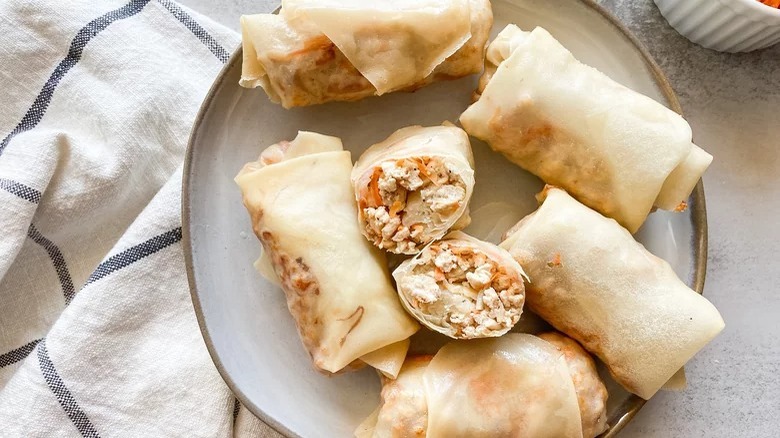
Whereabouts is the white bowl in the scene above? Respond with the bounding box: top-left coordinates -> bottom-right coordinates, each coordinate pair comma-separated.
655,0 -> 780,52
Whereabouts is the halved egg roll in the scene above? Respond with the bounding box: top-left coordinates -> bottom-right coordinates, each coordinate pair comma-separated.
235,131 -> 419,374
240,0 -> 492,108
392,231 -> 526,339
352,125 -> 475,254
501,187 -> 725,399
460,25 -> 713,233
539,332 -> 609,438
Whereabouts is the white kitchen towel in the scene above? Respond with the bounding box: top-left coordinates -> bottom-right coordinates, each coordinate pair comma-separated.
0,0 -> 277,436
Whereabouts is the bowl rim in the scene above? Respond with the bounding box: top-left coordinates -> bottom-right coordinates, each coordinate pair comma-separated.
181,0 -> 709,436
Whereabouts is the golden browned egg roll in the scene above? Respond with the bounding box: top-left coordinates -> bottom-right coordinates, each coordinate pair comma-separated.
357,334 -> 585,438
235,131 -> 419,375
241,0 -> 492,108
539,332 -> 609,438
355,356 -> 432,438
461,25 -> 712,233
501,187 -> 725,399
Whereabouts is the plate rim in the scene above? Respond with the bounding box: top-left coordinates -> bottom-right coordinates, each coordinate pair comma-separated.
181,0 -> 708,436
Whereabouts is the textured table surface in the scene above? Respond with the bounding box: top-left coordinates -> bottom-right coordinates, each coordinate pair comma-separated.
178,0 -> 780,436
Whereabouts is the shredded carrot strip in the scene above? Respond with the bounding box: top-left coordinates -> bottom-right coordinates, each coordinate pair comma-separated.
759,0 -> 780,8
367,168 -> 383,207
414,157 -> 430,180
389,200 -> 404,217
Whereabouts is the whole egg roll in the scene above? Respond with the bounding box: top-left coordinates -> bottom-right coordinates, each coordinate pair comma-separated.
393,231 -> 526,339
355,356 -> 432,438
235,131 -> 419,374
352,125 -> 475,255
539,332 -> 608,438
500,187 -> 725,399
460,25 -> 713,233
424,334 -> 583,438
240,0 -> 492,108
357,335 -> 585,438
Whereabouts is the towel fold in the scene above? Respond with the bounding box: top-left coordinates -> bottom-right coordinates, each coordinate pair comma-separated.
0,1 -> 278,436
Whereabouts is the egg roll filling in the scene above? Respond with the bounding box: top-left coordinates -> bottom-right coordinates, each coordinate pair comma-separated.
264,35 -> 375,107
397,240 -> 524,338
258,140 -> 292,166
358,157 -> 467,254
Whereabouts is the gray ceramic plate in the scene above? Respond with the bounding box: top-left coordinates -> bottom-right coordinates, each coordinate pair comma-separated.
183,0 -> 707,436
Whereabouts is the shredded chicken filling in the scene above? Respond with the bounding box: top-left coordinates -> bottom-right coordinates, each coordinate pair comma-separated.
359,157 -> 467,253
399,242 -> 524,338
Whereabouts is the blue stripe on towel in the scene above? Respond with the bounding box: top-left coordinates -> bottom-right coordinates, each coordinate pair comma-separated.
85,227 -> 183,285
157,0 -> 231,63
0,0 -> 152,158
37,339 -> 101,438
4,227 -> 182,369
0,178 -> 42,203
0,339 -> 43,368
28,224 -> 76,306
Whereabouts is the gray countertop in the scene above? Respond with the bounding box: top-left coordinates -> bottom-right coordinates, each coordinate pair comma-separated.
179,0 -> 780,436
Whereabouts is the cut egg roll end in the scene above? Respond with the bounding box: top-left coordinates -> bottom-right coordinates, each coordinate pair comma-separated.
352,125 -> 476,255
393,231 -> 526,340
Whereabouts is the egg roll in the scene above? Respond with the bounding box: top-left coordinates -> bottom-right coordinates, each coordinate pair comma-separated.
355,332 -> 607,438
240,0 -> 492,108
539,332 -> 608,438
355,356 -> 432,438
235,131 -> 419,374
500,187 -> 725,399
424,334 -> 583,438
352,125 -> 475,254
393,231 -> 526,339
460,25 -> 712,233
